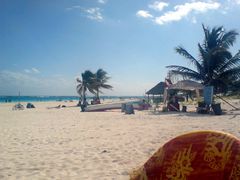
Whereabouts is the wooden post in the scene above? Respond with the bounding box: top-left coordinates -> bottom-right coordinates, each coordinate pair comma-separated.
195,89 -> 200,100
163,89 -> 168,104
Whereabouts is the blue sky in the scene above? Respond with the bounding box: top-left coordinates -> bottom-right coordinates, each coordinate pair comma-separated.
1,0 -> 240,96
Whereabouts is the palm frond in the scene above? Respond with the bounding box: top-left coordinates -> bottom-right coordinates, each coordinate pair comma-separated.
166,65 -> 203,81
208,48 -> 232,71
169,70 -> 203,82
207,26 -> 223,49
96,69 -> 108,79
76,84 -> 82,90
101,84 -> 113,89
219,50 -> 240,72
76,78 -> 82,83
198,43 -> 208,74
87,87 -> 96,94
76,85 -> 83,95
221,30 -> 239,48
93,69 -> 113,95
202,24 -> 210,49
175,46 -> 203,73
219,67 -> 240,80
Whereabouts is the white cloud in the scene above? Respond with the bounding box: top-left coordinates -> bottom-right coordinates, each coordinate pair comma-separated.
31,68 -> 40,73
191,16 -> 197,24
136,10 -> 153,18
149,1 -> 169,11
98,0 -> 107,4
24,69 -> 31,73
221,9 -> 228,15
66,6 -> 104,21
66,5 -> 81,11
155,1 -> 220,25
0,70 -> 75,96
24,68 -> 40,74
228,0 -> 240,4
221,0 -> 240,14
85,8 -> 103,21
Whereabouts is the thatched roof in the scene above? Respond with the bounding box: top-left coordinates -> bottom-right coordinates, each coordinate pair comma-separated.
146,82 -> 165,95
169,80 -> 203,91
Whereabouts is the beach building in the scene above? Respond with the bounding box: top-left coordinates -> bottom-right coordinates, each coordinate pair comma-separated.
168,80 -> 203,91
146,82 -> 165,102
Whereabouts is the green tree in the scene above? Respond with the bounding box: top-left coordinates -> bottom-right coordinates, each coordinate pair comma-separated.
167,25 -> 240,93
76,70 -> 96,107
94,69 -> 113,100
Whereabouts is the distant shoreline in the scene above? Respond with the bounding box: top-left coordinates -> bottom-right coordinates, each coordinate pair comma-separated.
0,96 -> 144,103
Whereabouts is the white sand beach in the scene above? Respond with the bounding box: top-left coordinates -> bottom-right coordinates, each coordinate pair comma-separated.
0,100 -> 240,179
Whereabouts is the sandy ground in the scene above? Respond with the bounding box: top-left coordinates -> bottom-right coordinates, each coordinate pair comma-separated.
0,100 -> 240,179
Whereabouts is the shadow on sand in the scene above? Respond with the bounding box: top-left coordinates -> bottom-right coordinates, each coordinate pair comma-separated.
147,110 -> 240,118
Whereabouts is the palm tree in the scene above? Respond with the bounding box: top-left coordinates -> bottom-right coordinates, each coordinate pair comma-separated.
167,24 -> 240,93
76,70 -> 96,108
94,69 -> 113,100
229,80 -> 240,94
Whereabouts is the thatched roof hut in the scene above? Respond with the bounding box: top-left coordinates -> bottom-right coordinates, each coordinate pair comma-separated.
169,80 -> 203,91
146,82 -> 165,95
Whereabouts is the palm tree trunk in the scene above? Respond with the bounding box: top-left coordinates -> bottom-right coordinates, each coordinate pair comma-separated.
77,97 -> 81,106
81,88 -> 87,112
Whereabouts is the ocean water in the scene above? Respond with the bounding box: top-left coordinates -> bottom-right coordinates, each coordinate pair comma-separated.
0,96 -> 143,103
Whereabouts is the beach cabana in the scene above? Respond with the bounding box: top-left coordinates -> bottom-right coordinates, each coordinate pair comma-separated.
146,82 -> 165,102
168,80 -> 203,99
162,80 -> 204,111
168,80 -> 203,91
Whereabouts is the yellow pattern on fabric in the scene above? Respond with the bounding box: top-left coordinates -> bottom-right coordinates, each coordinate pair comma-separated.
139,167 -> 148,180
152,148 -> 165,165
166,145 -> 196,180
204,133 -> 234,170
230,154 -> 240,180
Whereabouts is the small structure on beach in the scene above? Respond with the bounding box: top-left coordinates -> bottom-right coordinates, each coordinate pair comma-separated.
146,79 -> 173,103
167,80 -> 203,101
168,80 -> 203,91
146,82 -> 165,95
146,79 -> 204,111
146,82 -> 165,102
165,80 -> 204,111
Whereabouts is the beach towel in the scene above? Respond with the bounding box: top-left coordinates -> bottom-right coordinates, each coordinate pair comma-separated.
130,131 -> 240,180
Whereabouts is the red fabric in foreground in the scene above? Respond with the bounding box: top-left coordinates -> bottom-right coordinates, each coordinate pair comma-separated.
131,131 -> 240,180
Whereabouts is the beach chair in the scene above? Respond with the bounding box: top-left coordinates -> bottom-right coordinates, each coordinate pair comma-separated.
130,131 -> 240,180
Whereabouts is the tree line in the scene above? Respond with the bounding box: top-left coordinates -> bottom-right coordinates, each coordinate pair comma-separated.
76,69 -> 112,108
